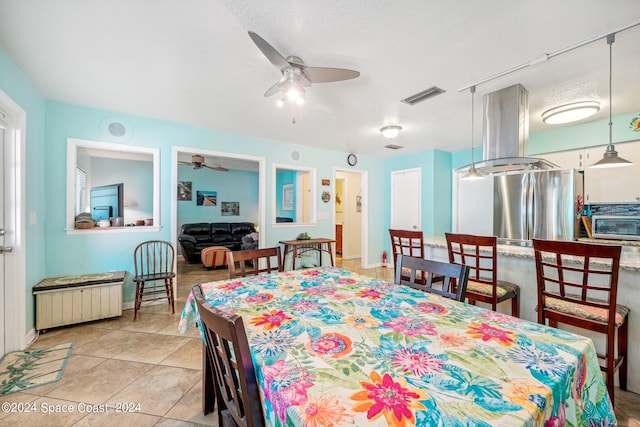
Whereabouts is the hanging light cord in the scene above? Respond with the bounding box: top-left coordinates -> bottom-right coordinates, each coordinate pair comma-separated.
607,33 -> 614,150
470,85 -> 476,165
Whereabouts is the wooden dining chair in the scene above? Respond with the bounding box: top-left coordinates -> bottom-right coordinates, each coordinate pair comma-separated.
227,247 -> 283,279
445,232 -> 520,317
132,240 -> 176,320
532,239 -> 628,406
389,229 -> 442,284
193,285 -> 265,427
395,254 -> 469,302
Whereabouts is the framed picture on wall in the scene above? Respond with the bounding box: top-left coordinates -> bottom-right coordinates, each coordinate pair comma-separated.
282,183 -> 293,211
177,181 -> 192,201
197,190 -> 217,206
221,202 -> 239,216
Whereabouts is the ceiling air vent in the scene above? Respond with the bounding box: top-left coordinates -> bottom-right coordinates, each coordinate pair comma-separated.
401,86 -> 446,105
385,144 -> 403,150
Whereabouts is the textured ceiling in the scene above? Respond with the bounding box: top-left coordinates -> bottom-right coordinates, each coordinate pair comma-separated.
1,0 -> 639,158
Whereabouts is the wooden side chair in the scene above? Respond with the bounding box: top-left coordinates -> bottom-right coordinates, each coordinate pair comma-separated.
132,240 -> 176,320
445,232 -> 520,317
389,229 -> 442,284
193,285 -> 265,427
395,254 -> 469,302
532,239 -> 628,406
227,247 -> 283,279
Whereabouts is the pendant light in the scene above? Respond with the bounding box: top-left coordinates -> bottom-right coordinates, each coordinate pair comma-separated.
461,85 -> 485,180
590,33 -> 633,168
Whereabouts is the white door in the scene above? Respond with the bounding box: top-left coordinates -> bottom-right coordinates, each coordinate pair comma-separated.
390,168 -> 421,230
0,91 -> 24,355
0,115 -> 5,356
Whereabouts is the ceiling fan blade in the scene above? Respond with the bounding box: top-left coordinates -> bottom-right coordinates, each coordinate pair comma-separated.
248,31 -> 290,70
178,161 -> 192,165
204,164 -> 229,172
302,66 -> 360,83
264,80 -> 282,97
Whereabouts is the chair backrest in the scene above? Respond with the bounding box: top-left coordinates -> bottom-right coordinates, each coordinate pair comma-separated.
193,285 -> 265,427
389,229 -> 425,268
133,240 -> 175,278
445,232 -> 497,287
532,239 -> 621,328
395,254 -> 469,301
227,247 -> 283,279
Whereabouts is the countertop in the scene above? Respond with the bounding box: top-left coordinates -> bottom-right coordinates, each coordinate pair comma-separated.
424,235 -> 640,271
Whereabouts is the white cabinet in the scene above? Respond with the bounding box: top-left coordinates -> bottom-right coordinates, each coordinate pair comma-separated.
540,150 -> 585,170
583,141 -> 640,203
539,141 -> 640,204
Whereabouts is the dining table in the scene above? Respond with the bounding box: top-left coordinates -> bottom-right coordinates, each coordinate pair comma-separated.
179,266 -> 616,427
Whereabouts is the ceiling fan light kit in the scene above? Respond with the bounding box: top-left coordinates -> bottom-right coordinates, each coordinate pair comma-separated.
380,125 -> 402,139
590,33 -> 633,169
541,101 -> 600,124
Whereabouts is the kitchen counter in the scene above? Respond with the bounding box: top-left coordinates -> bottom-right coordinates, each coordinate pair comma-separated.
424,235 -> 640,271
424,235 -> 640,393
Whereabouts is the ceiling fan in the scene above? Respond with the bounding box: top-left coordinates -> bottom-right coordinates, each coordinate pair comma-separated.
178,155 -> 229,171
248,31 -> 360,104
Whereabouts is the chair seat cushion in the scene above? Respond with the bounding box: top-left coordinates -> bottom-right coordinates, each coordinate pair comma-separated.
201,246 -> 230,268
544,296 -> 629,326
467,279 -> 519,299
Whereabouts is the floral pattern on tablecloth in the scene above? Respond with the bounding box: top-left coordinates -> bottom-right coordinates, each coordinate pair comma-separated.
179,267 -> 616,427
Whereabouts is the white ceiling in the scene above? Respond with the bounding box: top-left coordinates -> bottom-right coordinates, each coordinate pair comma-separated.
1,1 -> 639,158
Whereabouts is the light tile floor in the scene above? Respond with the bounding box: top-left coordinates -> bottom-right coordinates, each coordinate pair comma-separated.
0,257 -> 638,426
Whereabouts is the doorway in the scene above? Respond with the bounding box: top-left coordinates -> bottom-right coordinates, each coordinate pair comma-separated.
171,147 -> 266,292
334,168 -> 367,268
0,90 -> 26,354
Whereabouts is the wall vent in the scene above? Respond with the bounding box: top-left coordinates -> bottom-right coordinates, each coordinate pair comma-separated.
384,144 -> 403,150
401,86 -> 446,105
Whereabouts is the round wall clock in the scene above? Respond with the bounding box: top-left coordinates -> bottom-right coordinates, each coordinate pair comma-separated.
347,153 -> 358,166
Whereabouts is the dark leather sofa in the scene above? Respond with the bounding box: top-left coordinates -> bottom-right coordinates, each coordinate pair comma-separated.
178,222 -> 256,263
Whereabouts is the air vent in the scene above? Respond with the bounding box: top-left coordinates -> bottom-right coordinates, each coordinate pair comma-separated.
385,144 -> 403,150
402,86 -> 446,105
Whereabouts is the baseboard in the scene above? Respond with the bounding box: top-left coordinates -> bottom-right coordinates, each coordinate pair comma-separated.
24,328 -> 37,349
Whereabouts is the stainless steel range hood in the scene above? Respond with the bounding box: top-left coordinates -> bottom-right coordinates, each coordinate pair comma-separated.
456,84 -> 557,174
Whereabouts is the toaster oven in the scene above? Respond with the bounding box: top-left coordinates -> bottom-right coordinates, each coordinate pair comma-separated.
591,215 -> 640,240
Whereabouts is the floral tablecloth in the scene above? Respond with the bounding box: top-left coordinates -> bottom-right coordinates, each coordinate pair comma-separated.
179,267 -> 616,427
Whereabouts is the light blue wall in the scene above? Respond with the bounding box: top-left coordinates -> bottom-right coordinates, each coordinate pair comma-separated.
0,48 -> 47,335
177,167 -> 259,226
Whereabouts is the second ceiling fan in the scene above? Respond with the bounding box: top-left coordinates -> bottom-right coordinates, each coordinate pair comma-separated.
178,155 -> 229,171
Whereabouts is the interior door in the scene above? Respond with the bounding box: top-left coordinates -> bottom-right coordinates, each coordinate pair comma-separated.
0,115 -> 5,356
390,168 -> 421,230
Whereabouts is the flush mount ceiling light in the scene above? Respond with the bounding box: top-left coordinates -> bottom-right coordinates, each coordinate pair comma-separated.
461,86 -> 485,181
542,101 -> 600,125
380,125 -> 402,139
590,33 -> 633,169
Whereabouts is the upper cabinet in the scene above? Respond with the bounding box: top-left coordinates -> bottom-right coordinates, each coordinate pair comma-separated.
540,140 -> 640,203
540,149 -> 586,170
583,141 -> 640,204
